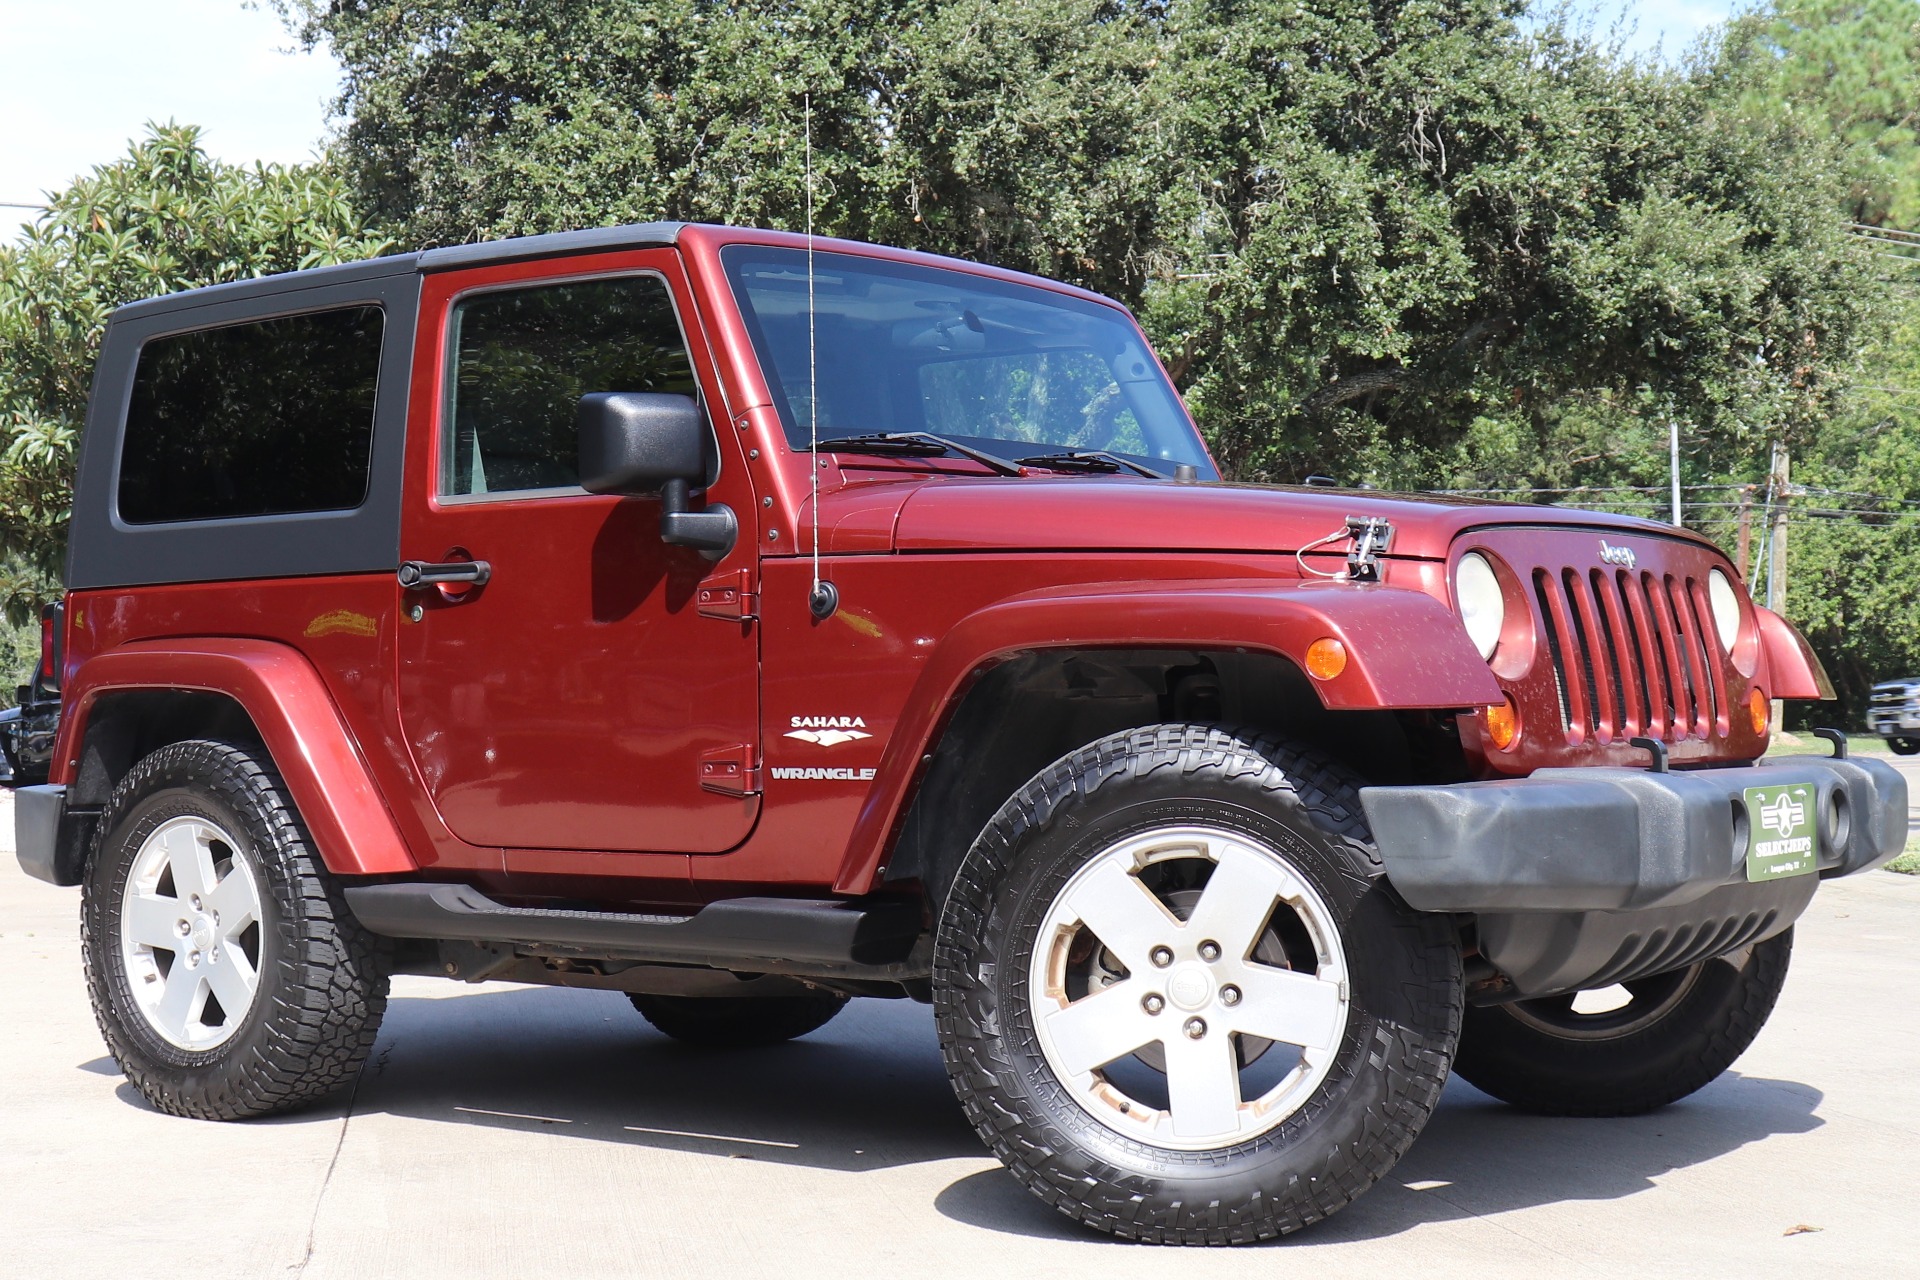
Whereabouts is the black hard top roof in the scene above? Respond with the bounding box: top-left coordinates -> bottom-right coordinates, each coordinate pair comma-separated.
109,222 -> 686,324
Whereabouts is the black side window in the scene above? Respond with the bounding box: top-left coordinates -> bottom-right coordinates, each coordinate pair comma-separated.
444,275 -> 697,496
118,306 -> 384,524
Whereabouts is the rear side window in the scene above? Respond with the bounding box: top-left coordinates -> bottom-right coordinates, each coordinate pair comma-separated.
442,274 -> 697,496
118,306 -> 384,524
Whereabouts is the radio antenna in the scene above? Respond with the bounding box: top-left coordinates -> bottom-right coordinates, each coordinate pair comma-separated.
804,92 -> 839,622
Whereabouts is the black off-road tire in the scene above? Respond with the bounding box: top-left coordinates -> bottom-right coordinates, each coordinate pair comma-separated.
934,724 -> 1464,1245
1887,737 -> 1920,756
81,739 -> 388,1120
628,992 -> 849,1047
1452,929 -> 1793,1116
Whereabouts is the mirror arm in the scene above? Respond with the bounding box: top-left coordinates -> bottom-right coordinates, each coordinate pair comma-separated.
658,477 -> 738,561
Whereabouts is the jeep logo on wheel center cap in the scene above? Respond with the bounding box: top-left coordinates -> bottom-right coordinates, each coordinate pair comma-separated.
1167,965 -> 1214,1011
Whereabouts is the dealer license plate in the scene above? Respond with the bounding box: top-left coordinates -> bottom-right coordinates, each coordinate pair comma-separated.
1743,783 -> 1818,882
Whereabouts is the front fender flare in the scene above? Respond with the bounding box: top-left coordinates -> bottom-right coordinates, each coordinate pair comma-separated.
832,577 -> 1500,894
53,638 -> 413,876
1754,606 -> 1835,701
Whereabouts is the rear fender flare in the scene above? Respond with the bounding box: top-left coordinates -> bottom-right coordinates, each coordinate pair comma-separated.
831,578 -> 1500,894
53,638 -> 413,876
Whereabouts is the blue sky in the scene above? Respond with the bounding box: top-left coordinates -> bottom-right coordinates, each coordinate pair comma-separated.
1,1 -> 1751,237
1565,0 -> 1749,55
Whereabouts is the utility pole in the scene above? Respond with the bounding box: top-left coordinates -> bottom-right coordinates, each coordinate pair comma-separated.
1766,440 -> 1790,733
1766,440 -> 1789,614
1735,485 -> 1755,579
1669,419 -> 1683,526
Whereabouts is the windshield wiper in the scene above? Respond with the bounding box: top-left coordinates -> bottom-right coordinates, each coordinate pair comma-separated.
1014,450 -> 1168,479
809,432 -> 1023,476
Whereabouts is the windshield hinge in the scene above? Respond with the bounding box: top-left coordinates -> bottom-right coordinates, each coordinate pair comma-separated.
1344,516 -> 1395,582
696,569 -> 758,622
699,744 -> 761,797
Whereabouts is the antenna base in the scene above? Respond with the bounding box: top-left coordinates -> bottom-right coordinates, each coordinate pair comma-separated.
808,580 -> 839,621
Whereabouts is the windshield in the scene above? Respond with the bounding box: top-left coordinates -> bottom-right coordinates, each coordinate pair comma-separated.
721,246 -> 1216,475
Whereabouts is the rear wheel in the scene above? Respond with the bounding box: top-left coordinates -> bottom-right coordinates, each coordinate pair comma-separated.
1451,930 -> 1792,1116
627,992 -> 848,1047
935,725 -> 1463,1244
81,740 -> 388,1120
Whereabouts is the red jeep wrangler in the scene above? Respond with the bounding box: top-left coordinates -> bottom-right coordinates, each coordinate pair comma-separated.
17,223 -> 1905,1244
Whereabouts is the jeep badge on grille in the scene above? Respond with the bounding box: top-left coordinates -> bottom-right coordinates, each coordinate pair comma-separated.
1598,539 -> 1637,569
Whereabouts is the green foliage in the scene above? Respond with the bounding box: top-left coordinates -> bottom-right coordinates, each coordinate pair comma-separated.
1772,285 -> 1920,715
1716,2 -> 1920,717
278,0 -> 1166,296
0,123 -> 392,617
0,606 -> 41,706
1726,0 -> 1920,228
1143,5 -> 1876,489
287,1 -> 1878,492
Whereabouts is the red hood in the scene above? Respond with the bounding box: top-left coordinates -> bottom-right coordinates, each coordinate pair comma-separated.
815,474 -> 1719,560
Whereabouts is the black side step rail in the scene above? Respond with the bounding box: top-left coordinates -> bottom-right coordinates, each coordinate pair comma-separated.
344,883 -> 923,969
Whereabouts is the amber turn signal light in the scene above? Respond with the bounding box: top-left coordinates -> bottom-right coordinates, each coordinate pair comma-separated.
1305,638 -> 1347,680
1748,687 -> 1770,736
1485,697 -> 1519,750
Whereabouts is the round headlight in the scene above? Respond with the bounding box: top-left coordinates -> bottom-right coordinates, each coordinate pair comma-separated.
1455,552 -> 1504,660
1708,568 -> 1741,652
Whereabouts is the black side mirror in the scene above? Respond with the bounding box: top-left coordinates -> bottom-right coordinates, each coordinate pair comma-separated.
576,392 -> 737,560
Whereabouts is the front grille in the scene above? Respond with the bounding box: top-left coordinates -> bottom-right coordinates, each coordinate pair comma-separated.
1871,684 -> 1919,727
1533,566 -> 1727,744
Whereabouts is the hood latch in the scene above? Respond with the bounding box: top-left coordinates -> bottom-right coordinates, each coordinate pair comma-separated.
1344,516 -> 1395,582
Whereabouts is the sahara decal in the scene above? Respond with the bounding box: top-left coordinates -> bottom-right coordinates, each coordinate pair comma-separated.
784,714 -> 873,748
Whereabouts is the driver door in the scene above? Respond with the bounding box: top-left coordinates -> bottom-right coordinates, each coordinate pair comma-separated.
397,252 -> 760,855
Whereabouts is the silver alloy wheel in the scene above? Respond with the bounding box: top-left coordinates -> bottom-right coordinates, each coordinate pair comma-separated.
118,815 -> 265,1051
1028,826 -> 1351,1151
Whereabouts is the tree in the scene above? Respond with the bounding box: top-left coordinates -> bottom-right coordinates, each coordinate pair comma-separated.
288,1 -> 1877,492
1709,2 -> 1920,716
278,0 -> 1167,298
1142,4 -> 1878,490
1725,0 -> 1920,228
0,123 -> 391,615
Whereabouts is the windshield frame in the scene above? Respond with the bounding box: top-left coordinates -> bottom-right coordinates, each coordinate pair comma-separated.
718,244 -> 1218,478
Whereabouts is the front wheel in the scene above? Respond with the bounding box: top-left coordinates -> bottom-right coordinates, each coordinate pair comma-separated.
1887,737 -> 1920,756
81,740 -> 388,1120
935,725 -> 1463,1244
1451,929 -> 1793,1116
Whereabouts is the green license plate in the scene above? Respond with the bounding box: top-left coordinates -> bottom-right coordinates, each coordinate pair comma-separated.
1743,783 -> 1818,882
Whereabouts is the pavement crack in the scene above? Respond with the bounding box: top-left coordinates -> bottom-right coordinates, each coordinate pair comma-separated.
288,1066 -> 369,1276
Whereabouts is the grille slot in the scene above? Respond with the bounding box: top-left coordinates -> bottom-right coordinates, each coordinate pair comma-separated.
1534,561 -> 1724,744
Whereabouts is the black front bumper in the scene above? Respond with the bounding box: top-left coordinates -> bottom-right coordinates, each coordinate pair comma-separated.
1360,754 -> 1906,999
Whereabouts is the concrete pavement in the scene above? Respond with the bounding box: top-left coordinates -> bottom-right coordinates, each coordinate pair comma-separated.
4,781 -> 1918,1278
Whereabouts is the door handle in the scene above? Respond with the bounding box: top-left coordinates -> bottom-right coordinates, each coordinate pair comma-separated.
398,560 -> 492,590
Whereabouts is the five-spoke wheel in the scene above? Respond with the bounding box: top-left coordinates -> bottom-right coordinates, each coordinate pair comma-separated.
118,816 -> 264,1050
1029,827 -> 1348,1149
